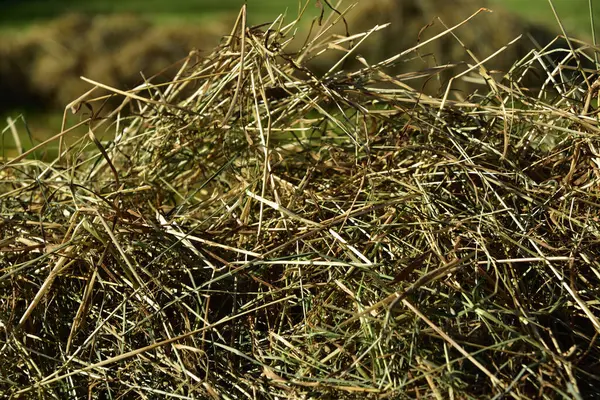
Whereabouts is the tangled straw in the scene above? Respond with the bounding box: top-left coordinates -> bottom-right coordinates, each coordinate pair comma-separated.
1,2 -> 600,399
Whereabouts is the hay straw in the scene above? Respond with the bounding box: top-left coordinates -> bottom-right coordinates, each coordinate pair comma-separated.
1,2 -> 600,398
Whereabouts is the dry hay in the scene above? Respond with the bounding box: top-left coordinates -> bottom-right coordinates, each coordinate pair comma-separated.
1,3 -> 600,399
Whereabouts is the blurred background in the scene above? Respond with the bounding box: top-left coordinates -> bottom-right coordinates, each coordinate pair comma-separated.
0,0 -> 597,153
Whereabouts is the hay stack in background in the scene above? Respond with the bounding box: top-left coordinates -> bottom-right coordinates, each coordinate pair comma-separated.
0,13 -> 226,113
309,0 -> 561,95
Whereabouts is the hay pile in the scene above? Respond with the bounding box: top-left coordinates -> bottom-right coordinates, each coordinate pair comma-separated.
1,3 -> 600,399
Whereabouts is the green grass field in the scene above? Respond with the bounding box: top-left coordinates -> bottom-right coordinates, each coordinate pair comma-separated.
0,0 -> 596,37
0,0 -> 310,28
492,0 -> 598,39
